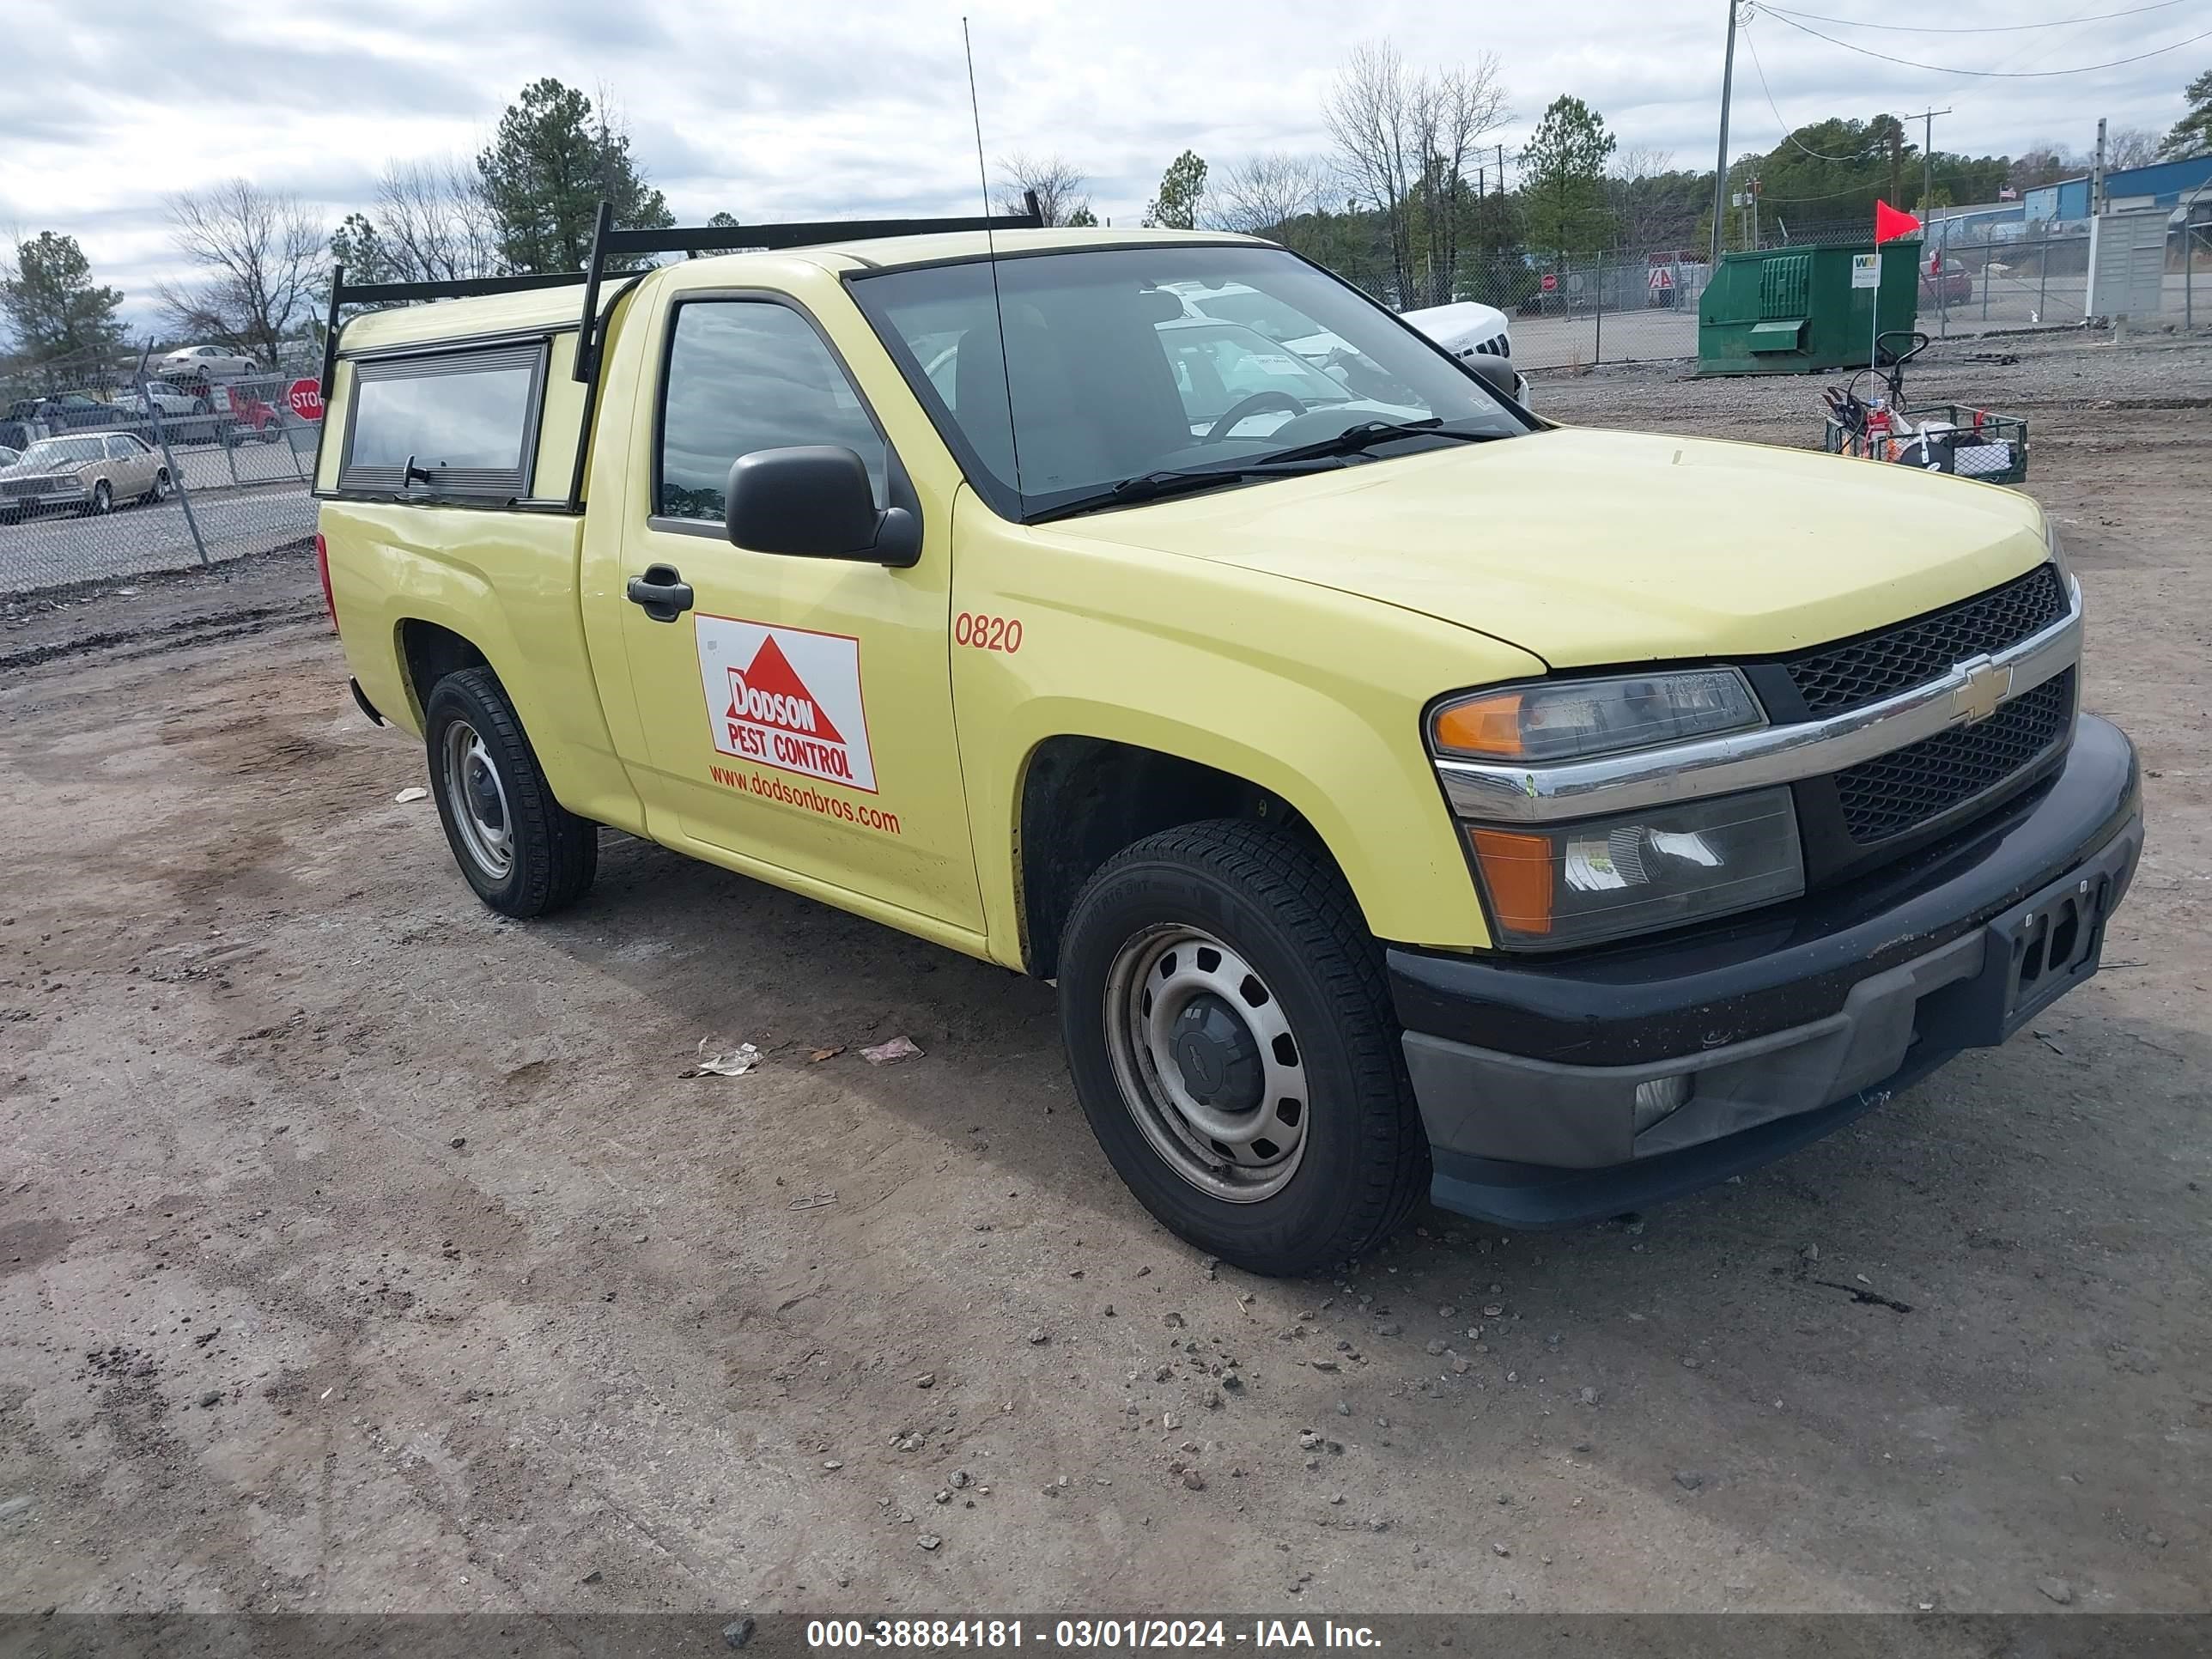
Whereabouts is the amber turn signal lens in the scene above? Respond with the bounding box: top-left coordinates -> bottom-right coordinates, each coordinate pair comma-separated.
1468,827 -> 1553,936
1431,691 -> 1523,757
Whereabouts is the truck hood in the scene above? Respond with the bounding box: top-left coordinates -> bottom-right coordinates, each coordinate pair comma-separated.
1048,427 -> 2052,666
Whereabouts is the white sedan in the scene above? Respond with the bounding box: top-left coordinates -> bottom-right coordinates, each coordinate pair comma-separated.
112,384 -> 204,417
156,343 -> 258,380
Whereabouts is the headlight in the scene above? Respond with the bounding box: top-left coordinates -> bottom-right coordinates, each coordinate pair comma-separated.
1466,787 -> 1804,949
1431,670 -> 1762,763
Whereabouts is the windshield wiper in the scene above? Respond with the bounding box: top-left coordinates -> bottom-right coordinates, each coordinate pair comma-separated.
1256,417 -> 1499,466
1029,459 -> 1343,523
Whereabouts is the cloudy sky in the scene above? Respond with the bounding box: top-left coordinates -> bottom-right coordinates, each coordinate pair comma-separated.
5,0 -> 2203,331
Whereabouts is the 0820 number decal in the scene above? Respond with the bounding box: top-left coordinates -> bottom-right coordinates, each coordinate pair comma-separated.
954,611 -> 1024,653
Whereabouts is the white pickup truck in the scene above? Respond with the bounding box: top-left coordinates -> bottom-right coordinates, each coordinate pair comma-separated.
1171,283 -> 1531,408
1399,301 -> 1531,405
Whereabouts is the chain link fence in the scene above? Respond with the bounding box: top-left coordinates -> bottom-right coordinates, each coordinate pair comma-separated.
1324,216 -> 2211,377
1918,216 -> 2212,337
1,341 -> 317,597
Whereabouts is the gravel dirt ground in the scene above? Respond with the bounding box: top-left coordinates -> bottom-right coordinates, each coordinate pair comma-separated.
2,332 -> 2207,1621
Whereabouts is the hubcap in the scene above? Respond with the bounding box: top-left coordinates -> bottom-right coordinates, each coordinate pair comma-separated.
1103,925 -> 1309,1203
441,720 -> 514,880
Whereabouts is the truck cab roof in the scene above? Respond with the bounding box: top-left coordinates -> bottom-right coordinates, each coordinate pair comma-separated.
336,228 -> 1265,356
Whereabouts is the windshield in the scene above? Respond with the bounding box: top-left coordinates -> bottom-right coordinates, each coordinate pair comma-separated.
21,437 -> 103,465
852,244 -> 1527,519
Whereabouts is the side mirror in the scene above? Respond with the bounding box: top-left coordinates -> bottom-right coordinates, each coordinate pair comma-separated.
1461,351 -> 1519,403
725,446 -> 920,567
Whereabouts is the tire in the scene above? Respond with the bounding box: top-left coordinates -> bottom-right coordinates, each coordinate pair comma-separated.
422,666 -> 597,918
1057,819 -> 1429,1277
149,468 -> 173,504
82,482 -> 112,517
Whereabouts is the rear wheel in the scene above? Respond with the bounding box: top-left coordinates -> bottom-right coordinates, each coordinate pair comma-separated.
147,468 -> 173,504
422,666 -> 597,918
1058,819 -> 1429,1277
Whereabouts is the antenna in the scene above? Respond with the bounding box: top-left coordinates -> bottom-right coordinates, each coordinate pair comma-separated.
963,16 -> 1024,501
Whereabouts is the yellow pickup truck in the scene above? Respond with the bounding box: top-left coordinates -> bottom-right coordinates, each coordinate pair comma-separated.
313,207 -> 2141,1276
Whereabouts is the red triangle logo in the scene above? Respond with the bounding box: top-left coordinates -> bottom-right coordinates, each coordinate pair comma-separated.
726,635 -> 845,745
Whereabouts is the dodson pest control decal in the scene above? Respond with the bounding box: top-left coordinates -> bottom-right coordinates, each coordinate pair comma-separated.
694,616 -> 878,793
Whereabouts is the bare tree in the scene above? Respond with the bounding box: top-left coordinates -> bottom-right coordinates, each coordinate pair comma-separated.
994,153 -> 1090,227
1606,146 -> 1676,250
159,180 -> 326,366
2105,125 -> 2160,172
1328,40 -> 1419,297
1419,53 -> 1510,301
372,157 -> 501,282
1210,152 -> 1331,234
1328,40 -> 1508,305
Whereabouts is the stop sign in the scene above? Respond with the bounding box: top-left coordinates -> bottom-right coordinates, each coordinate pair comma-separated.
1540,273 -> 1559,293
287,378 -> 325,422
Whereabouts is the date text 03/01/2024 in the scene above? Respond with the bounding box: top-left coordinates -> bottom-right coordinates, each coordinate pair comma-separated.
805,1619 -> 1384,1649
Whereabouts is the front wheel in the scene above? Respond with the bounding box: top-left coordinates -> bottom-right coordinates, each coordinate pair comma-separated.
81,482 -> 112,517
1058,819 -> 1429,1277
422,666 -> 597,917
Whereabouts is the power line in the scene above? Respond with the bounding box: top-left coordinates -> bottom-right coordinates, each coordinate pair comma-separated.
1755,8 -> 2212,75
1757,0 -> 2189,34
1745,27 -> 1870,161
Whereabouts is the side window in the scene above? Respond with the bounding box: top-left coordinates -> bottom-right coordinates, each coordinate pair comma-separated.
658,301 -> 887,524
104,434 -> 136,459
339,343 -> 544,498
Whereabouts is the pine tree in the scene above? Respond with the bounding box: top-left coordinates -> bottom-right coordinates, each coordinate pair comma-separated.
477,79 -> 672,272
2,232 -> 128,361
1144,151 -> 1209,231
1521,96 -> 1617,261
2160,69 -> 2212,161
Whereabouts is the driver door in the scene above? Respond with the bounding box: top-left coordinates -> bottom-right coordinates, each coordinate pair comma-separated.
605,290 -> 982,938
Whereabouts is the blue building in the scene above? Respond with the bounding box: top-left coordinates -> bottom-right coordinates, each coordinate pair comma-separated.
2025,157 -> 2212,222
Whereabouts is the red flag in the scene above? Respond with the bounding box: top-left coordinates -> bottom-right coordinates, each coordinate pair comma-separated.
1874,200 -> 1922,246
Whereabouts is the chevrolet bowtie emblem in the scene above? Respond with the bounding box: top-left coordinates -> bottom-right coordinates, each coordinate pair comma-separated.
1951,657 -> 2012,725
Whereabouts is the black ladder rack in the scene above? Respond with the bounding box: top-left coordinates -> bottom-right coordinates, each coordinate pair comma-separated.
316,191 -> 1042,509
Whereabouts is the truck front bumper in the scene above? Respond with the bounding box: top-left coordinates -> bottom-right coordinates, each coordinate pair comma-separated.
1389,714 -> 2142,1228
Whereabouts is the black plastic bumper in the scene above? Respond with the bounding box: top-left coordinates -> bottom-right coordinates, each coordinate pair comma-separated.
1389,714 -> 2142,1228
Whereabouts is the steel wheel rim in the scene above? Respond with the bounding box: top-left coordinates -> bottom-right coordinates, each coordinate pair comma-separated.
1102,923 -> 1310,1203
153,471 -> 172,500
441,720 -> 514,880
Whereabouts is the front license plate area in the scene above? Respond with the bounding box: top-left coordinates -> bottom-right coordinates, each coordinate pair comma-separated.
1990,873 -> 2110,1040
1915,819 -> 2141,1054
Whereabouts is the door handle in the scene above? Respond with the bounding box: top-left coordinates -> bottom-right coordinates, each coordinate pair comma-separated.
626,564 -> 694,623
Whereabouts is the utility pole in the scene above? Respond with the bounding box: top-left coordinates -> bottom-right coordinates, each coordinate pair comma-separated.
2092,117 -> 2107,215
1711,0 -> 1739,265
1899,106 -> 1953,211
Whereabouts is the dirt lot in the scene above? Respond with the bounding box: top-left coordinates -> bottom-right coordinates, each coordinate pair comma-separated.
3,332 -> 2208,1620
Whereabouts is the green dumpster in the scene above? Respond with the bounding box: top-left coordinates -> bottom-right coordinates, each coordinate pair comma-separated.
1696,240 -> 1919,376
